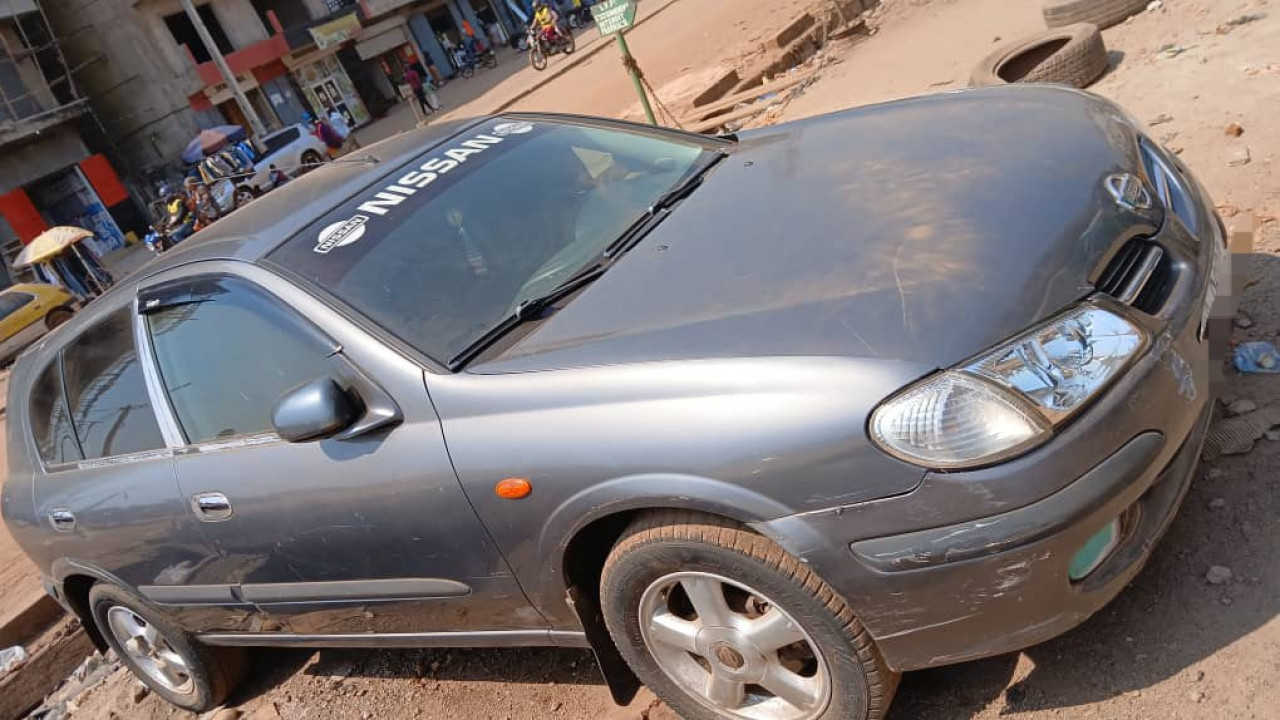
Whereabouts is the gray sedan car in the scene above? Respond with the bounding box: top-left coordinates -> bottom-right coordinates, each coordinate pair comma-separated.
2,86 -> 1220,720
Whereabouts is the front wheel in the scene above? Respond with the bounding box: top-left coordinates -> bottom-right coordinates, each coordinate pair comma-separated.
233,186 -> 255,208
562,31 -> 576,55
600,512 -> 897,720
44,307 -> 73,330
529,46 -> 548,71
483,52 -> 498,69
90,584 -> 246,712
460,63 -> 475,79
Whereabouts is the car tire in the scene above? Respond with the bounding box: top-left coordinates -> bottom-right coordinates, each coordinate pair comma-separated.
44,307 -> 73,330
1043,0 -> 1147,29
600,511 -> 897,720
300,149 -> 324,174
233,186 -> 256,209
89,584 -> 246,712
970,23 -> 1108,88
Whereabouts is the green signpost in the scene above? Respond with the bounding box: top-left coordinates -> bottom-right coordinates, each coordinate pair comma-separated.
591,0 -> 656,125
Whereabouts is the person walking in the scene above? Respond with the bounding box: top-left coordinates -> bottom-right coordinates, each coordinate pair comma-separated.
403,65 -> 437,115
328,107 -> 361,151
304,111 -> 344,159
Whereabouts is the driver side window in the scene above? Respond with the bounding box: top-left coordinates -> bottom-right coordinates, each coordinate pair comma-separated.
144,276 -> 334,444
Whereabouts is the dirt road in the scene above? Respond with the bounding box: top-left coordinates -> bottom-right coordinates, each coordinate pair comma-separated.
19,1 -> 1280,719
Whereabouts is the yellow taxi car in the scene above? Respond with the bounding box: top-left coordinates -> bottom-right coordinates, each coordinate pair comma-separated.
0,283 -> 76,365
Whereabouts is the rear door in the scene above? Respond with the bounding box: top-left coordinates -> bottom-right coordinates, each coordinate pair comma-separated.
26,299 -> 255,631
138,262 -> 541,636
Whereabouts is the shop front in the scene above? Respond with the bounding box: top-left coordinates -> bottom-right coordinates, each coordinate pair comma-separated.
354,16 -> 434,106
0,150 -> 134,285
294,54 -> 372,129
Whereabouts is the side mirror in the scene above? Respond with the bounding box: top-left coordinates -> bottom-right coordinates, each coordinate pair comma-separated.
271,377 -> 359,443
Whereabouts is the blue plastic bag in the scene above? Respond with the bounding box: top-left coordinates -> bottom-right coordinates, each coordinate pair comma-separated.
1233,341 -> 1280,373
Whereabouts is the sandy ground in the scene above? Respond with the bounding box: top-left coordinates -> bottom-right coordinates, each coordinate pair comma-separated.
16,1 -> 1280,719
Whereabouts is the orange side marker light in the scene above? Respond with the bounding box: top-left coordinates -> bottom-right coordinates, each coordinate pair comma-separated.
495,477 -> 532,499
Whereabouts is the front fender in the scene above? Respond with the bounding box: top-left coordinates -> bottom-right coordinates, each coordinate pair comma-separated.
530,472 -> 793,625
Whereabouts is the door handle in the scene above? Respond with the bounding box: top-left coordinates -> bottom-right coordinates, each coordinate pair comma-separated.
191,492 -> 234,522
48,508 -> 76,532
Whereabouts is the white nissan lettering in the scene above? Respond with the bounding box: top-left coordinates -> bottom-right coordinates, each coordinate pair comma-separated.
357,131 -> 514,216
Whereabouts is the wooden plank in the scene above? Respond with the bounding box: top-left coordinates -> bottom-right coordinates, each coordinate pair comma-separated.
0,619 -> 93,720
683,67 -> 822,121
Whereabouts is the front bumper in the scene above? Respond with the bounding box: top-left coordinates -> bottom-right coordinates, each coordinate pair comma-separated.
757,208 -> 1218,671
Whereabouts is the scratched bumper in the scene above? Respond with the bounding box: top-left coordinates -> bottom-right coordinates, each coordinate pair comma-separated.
757,210 -> 1218,671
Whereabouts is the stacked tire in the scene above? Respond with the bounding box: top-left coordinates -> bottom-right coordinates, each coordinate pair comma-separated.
969,0 -> 1148,89
1043,0 -> 1148,30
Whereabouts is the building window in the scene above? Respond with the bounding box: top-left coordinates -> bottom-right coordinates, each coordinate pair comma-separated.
250,0 -> 310,34
164,5 -> 235,65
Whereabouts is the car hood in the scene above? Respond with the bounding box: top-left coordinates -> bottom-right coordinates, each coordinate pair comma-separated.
475,86 -> 1159,375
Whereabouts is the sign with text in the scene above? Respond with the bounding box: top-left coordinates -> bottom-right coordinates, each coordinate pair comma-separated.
591,0 -> 637,35
310,12 -> 362,50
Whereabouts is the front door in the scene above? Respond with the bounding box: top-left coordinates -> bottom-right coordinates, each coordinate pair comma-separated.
137,264 -> 541,636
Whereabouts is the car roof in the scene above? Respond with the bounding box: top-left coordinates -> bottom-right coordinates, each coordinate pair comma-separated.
2,283 -> 59,296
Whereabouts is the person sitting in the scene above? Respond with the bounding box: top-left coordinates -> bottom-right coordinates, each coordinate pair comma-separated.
532,1 -> 565,44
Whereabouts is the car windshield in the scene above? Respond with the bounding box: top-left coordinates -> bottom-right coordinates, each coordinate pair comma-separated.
270,118 -> 713,364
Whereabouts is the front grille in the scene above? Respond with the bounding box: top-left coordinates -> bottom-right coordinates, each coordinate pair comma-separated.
1097,239 -> 1172,314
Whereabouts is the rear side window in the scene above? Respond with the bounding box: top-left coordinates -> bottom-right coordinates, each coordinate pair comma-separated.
0,292 -> 33,321
60,307 -> 165,459
263,127 -> 301,157
30,360 -> 80,464
145,277 -> 333,444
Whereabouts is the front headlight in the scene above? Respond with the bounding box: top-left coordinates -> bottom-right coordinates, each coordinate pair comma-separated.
871,305 -> 1147,469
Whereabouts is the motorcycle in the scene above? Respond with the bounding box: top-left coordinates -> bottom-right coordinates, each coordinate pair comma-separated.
457,47 -> 499,78
566,4 -> 592,28
527,23 -> 575,71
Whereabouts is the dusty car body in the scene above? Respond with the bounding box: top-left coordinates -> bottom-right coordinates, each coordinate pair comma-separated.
2,86 -> 1220,720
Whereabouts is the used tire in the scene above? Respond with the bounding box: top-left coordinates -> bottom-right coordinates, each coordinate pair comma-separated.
89,584 -> 246,712
970,23 -> 1108,88
600,511 -> 897,720
1043,0 -> 1147,29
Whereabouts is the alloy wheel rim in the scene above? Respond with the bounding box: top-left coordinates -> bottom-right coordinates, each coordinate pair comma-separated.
106,606 -> 195,695
638,571 -> 831,720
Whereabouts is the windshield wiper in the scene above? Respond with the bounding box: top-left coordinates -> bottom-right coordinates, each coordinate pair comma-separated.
604,150 -> 727,260
447,150 -> 727,371
447,264 -> 606,371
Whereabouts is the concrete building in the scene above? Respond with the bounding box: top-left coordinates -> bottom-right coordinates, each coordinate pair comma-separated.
0,0 -> 134,287
46,0 -> 528,192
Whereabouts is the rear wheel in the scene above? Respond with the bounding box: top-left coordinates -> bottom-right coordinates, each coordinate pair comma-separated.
600,512 -> 897,720
44,307 -> 73,330
89,584 -> 245,712
483,52 -> 498,69
300,149 -> 324,174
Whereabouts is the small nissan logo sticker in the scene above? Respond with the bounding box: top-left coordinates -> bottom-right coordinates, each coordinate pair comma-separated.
314,215 -> 369,254
1104,173 -> 1153,211
491,121 -> 534,137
